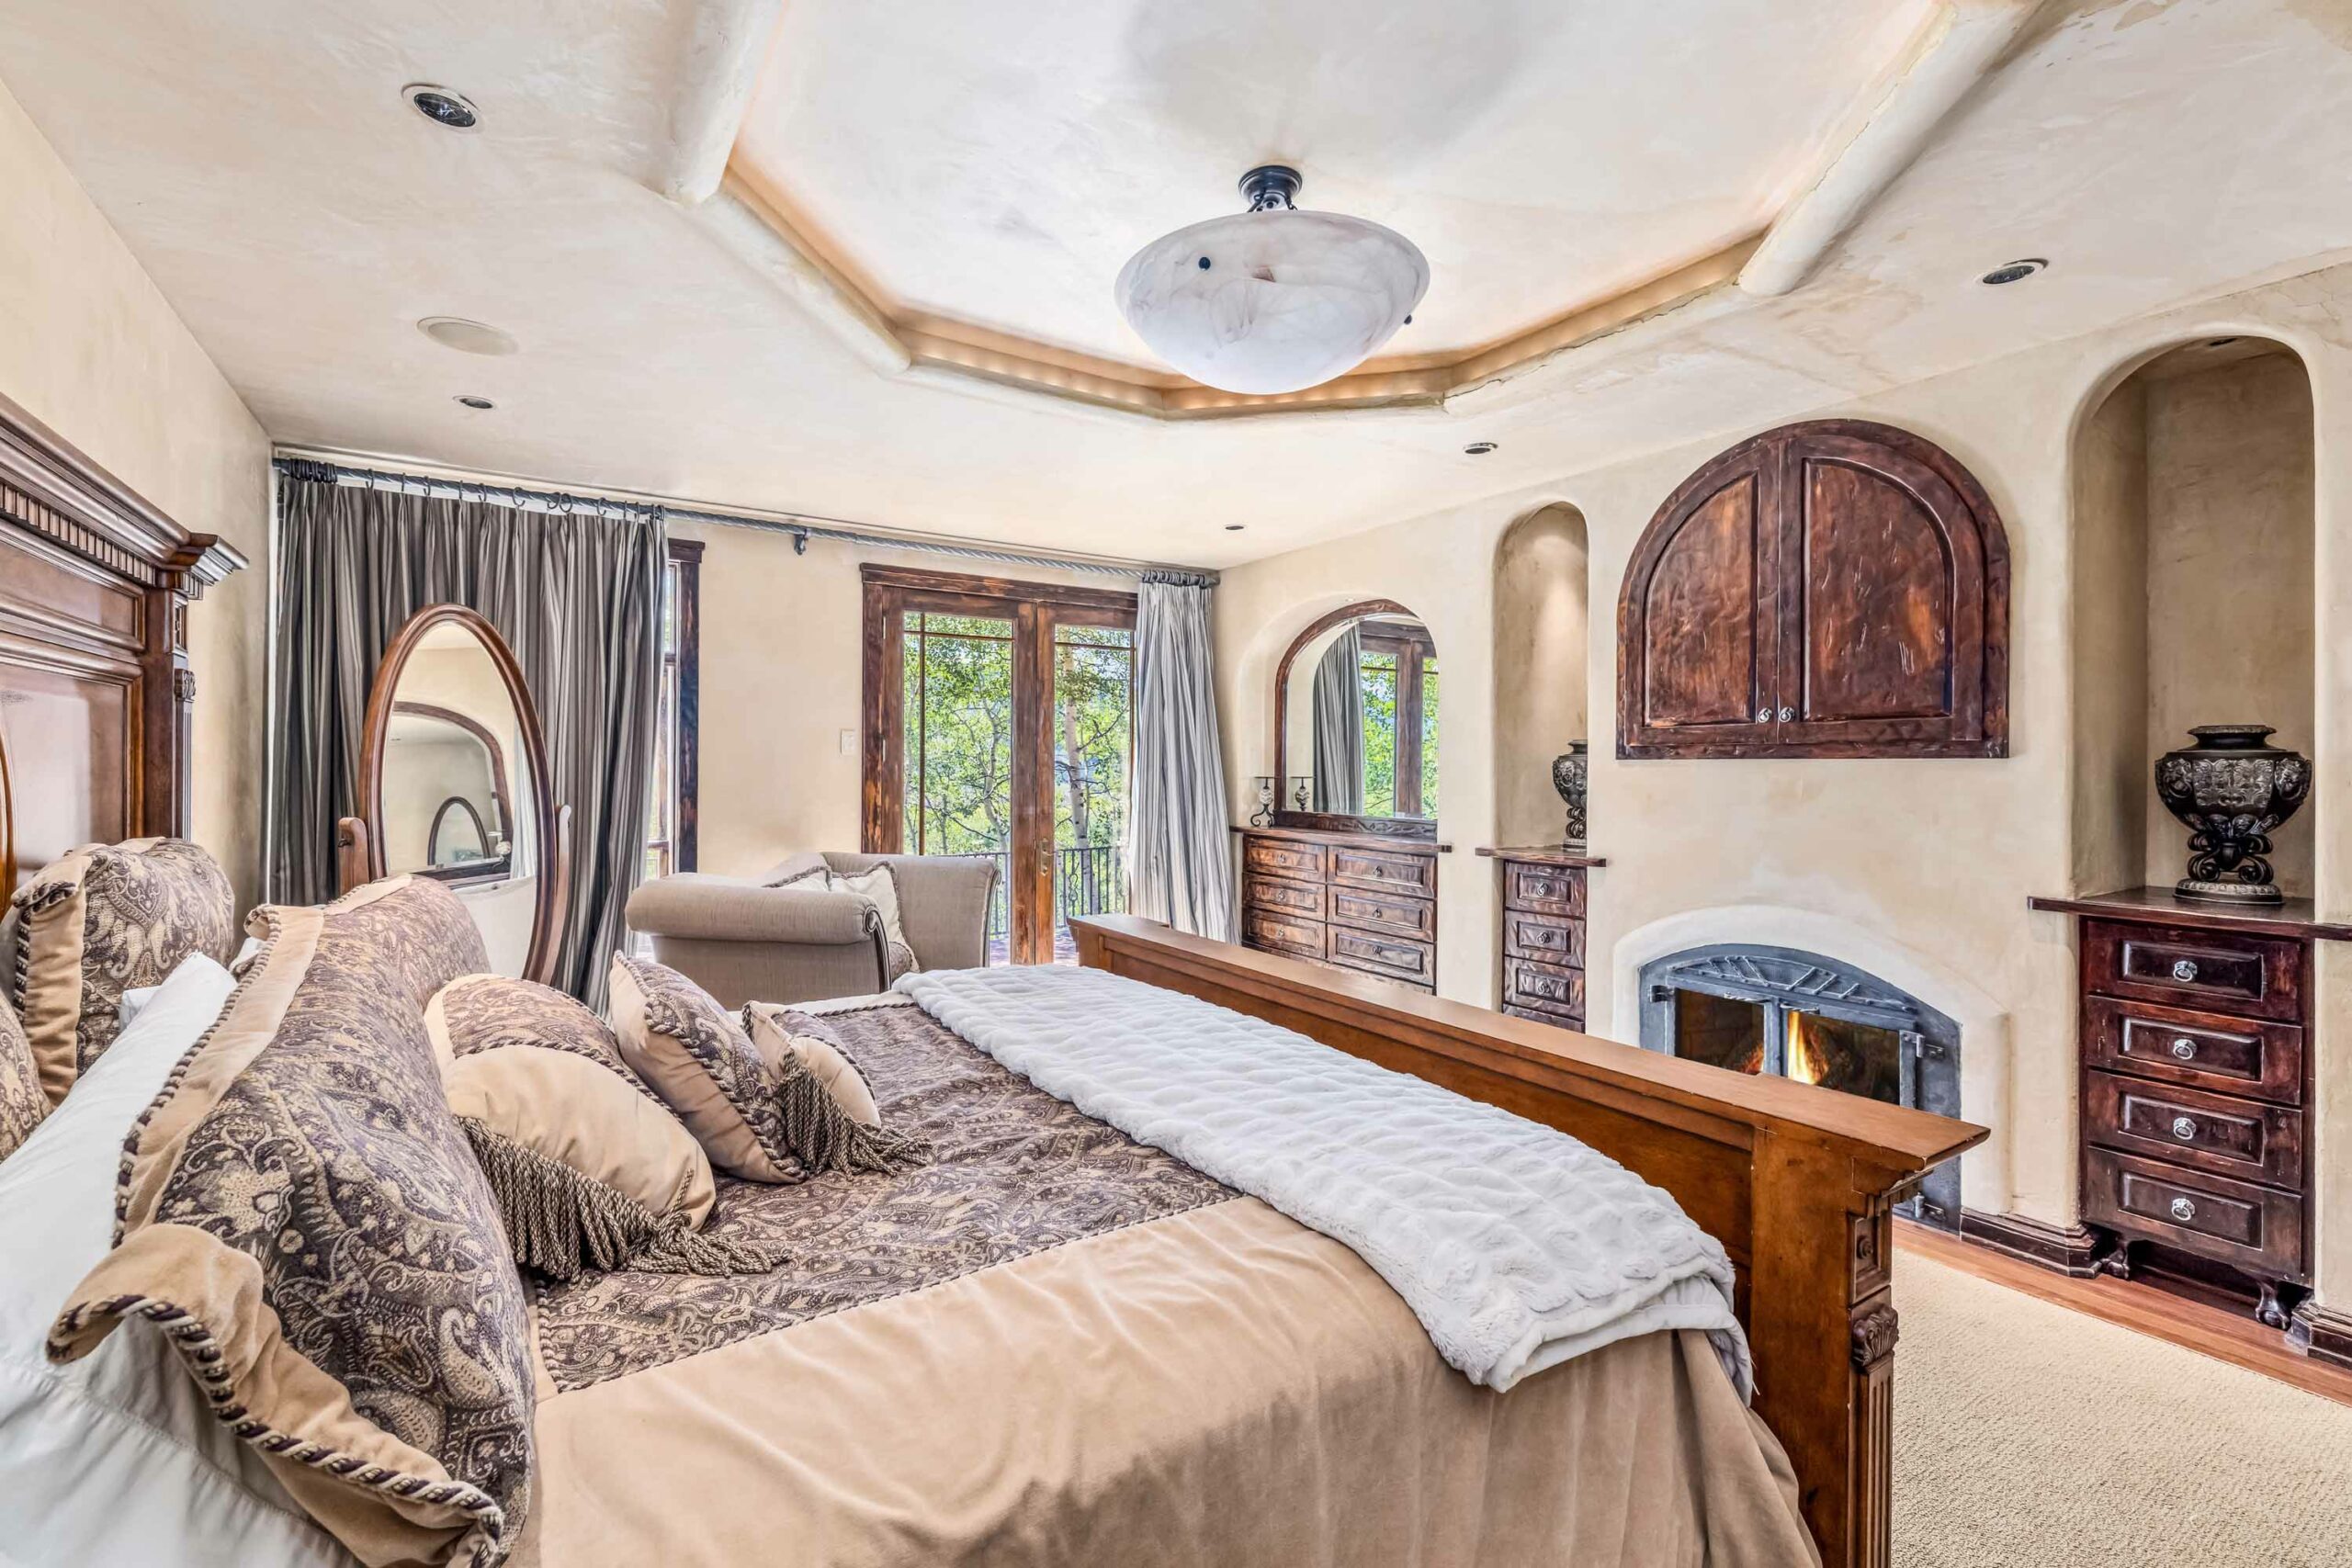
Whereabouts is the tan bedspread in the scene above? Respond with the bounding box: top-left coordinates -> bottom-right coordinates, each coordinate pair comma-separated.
515,1001 -> 1817,1568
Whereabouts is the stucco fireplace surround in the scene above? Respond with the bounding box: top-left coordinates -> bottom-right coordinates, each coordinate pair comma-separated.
1638,944 -> 1964,1227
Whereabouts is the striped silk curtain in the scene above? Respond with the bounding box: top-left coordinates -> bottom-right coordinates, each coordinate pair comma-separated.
267,470 -> 665,1005
1309,623 -> 1364,815
1127,572 -> 1236,942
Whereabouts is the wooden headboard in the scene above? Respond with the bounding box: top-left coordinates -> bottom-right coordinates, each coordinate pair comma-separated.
0,391 -> 244,899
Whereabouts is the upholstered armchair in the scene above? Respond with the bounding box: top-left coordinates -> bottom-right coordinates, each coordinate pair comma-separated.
624,851 -> 999,1008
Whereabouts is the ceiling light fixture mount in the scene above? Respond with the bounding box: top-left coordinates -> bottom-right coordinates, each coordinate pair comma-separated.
417,317 -> 520,356
1115,165 -> 1429,397
455,395 -> 495,411
404,85 -> 480,131
1978,257 -> 2047,286
1464,441 -> 1498,456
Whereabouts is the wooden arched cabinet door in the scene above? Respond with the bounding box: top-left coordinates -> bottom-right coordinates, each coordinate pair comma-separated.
1617,419 -> 2009,759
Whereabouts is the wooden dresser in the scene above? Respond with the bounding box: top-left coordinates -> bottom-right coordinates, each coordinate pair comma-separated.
2030,888 -> 2351,1327
1478,846 -> 1606,1032
1236,826 -> 1439,993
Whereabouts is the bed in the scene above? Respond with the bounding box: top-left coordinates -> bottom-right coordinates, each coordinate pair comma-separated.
0,393 -> 1984,1568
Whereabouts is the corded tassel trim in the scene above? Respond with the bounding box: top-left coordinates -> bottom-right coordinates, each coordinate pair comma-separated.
460,1119 -> 781,1281
768,1054 -> 932,1177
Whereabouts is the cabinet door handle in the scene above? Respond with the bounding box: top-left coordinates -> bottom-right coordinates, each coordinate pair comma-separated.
2169,1197 -> 2198,1223
2170,958 -> 2199,983
1756,707 -> 1770,723
2169,1036 -> 2198,1060
2170,1115 -> 2199,1142
1778,705 -> 1795,722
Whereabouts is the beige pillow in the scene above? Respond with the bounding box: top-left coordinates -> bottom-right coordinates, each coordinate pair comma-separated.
607,953 -> 803,1183
831,865 -> 919,977
743,1004 -> 879,1125
10,838 -> 235,1103
741,1004 -> 929,1176
0,996 -> 43,1165
429,974 -> 717,1229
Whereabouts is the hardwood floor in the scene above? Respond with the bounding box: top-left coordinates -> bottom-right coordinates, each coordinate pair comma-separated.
1896,1219 -> 2352,1409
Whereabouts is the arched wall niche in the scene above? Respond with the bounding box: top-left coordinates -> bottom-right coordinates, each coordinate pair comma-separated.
1492,502 -> 1590,846
2067,333 -> 2318,897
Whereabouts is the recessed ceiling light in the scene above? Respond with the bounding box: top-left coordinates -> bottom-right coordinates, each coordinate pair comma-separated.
404,85 -> 479,130
455,395 -> 494,411
418,316 -> 519,355
1463,441 -> 1498,456
1978,258 -> 2047,287
1224,524 -> 1245,531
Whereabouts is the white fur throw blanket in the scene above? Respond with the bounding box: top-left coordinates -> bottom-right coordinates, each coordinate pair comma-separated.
896,964 -> 1750,1395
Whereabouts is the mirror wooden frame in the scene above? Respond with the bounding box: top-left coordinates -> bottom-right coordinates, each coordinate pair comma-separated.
345,604 -> 569,985
1271,598 -> 1439,840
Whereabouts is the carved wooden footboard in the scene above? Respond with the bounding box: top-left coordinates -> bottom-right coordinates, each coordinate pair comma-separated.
1073,914 -> 1985,1568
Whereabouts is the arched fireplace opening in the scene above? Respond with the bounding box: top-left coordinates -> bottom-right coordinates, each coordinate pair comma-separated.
1638,944 -> 1962,1228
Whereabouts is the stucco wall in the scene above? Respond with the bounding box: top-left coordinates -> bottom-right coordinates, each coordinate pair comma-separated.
2141,351 -> 2317,894
1493,504 -> 1591,847
0,76 -> 270,911
675,521 -> 1116,877
1213,261 -> 2352,1279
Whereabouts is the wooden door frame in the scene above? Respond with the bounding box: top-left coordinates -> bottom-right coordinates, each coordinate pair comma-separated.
860,564 -> 1136,964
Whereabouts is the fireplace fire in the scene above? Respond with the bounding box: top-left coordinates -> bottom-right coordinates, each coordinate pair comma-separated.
1640,944 -> 1961,1227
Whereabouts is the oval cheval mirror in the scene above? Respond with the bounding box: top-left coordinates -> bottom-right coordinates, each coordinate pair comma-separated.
339,604 -> 570,984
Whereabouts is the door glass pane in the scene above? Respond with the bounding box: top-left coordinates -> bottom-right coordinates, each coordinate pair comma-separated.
1785,1010 -> 1904,1102
1361,649 -> 1398,818
900,611 -> 1016,958
1051,624 -> 1132,964
1674,990 -> 1765,1074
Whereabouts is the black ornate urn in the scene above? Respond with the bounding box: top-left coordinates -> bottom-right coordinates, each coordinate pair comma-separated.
2154,725 -> 2311,905
1551,742 -> 1589,847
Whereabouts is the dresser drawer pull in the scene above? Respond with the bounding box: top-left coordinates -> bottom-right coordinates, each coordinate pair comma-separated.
2170,958 -> 2199,983
2169,1197 -> 2197,1223
2169,1036 -> 2198,1061
2170,1115 -> 2199,1142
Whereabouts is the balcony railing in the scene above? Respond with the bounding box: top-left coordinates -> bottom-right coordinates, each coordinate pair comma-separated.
981,841 -> 1126,942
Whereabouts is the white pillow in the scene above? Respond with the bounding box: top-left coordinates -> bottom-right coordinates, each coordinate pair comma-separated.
0,953 -> 355,1568
831,865 -> 919,975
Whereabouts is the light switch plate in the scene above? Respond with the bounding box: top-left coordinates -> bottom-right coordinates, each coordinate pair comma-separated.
839,728 -> 856,756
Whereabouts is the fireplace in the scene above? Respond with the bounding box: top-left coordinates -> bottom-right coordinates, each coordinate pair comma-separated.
1639,944 -> 1962,1228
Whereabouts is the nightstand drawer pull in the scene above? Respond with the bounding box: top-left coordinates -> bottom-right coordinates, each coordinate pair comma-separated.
2170,1115 -> 2198,1141
2170,958 -> 2199,983
2169,1197 -> 2197,1223
2169,1036 -> 2198,1060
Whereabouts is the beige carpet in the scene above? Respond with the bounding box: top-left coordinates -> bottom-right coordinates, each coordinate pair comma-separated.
1894,1252 -> 2352,1567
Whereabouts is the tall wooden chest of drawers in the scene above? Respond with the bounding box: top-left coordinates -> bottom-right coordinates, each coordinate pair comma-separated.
2031,888 -> 2349,1329
1237,826 -> 1439,993
1479,846 -> 1606,1032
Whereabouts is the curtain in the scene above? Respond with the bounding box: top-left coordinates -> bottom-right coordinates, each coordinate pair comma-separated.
1310,625 -> 1364,815
1127,573 -> 1236,942
267,474 -> 665,1003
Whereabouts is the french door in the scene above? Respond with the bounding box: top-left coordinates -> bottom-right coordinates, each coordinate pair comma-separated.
860,566 -> 1136,964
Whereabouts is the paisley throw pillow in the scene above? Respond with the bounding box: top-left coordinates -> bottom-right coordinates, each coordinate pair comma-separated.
0,996 -> 44,1164
10,838 -> 235,1104
607,953 -> 803,1183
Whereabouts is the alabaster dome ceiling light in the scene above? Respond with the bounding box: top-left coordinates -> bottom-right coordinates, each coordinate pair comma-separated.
1115,165 -> 1429,396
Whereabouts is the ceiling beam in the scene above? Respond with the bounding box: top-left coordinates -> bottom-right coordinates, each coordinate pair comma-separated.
1739,0 -> 2047,299
655,0 -> 789,205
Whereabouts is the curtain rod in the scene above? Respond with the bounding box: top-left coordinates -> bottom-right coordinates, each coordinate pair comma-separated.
271,455 -> 1216,585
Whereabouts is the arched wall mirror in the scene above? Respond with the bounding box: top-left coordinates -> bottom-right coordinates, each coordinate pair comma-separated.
345,604 -> 568,984
1272,599 -> 1440,840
